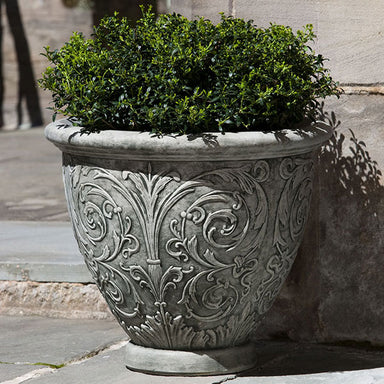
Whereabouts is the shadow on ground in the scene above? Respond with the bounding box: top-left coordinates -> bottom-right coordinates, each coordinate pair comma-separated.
240,341 -> 384,377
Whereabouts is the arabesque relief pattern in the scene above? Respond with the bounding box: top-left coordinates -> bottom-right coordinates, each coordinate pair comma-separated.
63,154 -> 314,350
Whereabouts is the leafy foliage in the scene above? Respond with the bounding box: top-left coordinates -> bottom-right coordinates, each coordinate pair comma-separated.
39,8 -> 340,134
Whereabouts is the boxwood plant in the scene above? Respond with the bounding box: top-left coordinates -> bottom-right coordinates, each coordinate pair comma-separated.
39,8 -> 340,134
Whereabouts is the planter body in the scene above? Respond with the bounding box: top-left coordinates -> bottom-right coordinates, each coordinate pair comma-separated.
46,121 -> 332,375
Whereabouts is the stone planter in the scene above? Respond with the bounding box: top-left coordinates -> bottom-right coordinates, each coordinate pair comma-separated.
45,120 -> 332,375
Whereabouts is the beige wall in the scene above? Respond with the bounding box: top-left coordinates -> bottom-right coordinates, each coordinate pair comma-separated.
167,0 -> 384,345
168,0 -> 384,84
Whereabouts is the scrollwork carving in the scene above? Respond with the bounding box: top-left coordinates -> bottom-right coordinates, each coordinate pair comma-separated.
63,154 -> 314,349
256,156 -> 314,315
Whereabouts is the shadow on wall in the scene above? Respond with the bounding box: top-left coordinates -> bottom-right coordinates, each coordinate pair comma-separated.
254,106 -> 384,346
0,0 -> 43,129
321,120 -> 383,213
316,113 -> 384,343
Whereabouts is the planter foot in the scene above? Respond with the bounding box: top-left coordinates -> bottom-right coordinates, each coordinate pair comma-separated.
125,341 -> 257,376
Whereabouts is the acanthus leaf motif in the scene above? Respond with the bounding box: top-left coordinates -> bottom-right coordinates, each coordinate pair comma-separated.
63,156 -> 313,349
256,156 -> 314,315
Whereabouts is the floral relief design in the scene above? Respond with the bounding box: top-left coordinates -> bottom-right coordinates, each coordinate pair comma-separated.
63,154 -> 313,350
255,157 -> 314,315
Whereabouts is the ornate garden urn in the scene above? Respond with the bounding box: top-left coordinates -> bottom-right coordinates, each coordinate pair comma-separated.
45,120 -> 332,375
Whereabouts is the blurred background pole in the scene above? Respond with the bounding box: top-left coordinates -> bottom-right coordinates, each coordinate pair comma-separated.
0,0 -> 4,128
4,0 -> 43,128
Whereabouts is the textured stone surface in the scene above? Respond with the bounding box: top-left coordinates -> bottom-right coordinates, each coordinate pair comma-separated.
125,342 -> 257,375
167,0 -> 193,18
11,343 -> 218,384
254,94 -> 384,345
317,95 -> 384,344
317,0 -> 384,84
0,363 -> 42,383
170,0 -> 230,22
0,315 -> 126,384
230,368 -> 384,384
0,315 -> 126,365
0,281 -> 111,320
41,107 -> 384,348
170,0 -> 384,84
47,122 -> 332,357
190,0 -> 230,22
1,95 -> 383,348
45,119 -> 332,161
62,153 -> 316,353
235,0 -> 318,32
2,324 -> 384,384
324,95 -> 384,172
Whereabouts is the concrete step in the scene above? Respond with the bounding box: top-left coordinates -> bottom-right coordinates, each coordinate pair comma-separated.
0,221 -> 107,319
0,221 -> 92,283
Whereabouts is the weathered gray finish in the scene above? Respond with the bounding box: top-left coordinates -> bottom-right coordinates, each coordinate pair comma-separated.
125,342 -> 257,375
45,120 -> 332,161
46,120 -> 332,374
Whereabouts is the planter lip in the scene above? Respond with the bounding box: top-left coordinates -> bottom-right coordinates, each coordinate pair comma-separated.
45,119 -> 333,161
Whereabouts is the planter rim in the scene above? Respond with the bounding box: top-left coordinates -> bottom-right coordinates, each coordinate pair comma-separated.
45,119 -> 333,161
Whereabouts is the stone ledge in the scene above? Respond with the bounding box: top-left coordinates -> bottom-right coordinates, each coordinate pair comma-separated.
0,281 -> 112,320
341,85 -> 384,95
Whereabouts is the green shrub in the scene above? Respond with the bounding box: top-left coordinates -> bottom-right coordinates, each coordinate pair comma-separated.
39,8 -> 340,134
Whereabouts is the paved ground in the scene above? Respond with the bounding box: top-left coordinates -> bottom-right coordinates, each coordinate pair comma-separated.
2,315 -> 384,383
0,127 -> 88,284
1,128 -> 384,383
2,315 -> 384,384
0,127 -> 68,222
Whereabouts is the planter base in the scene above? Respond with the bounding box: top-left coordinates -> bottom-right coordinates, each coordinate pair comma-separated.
125,341 -> 257,376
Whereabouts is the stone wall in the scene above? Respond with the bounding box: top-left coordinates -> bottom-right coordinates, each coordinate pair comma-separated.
167,0 -> 384,345
257,95 -> 384,346
0,281 -> 112,320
